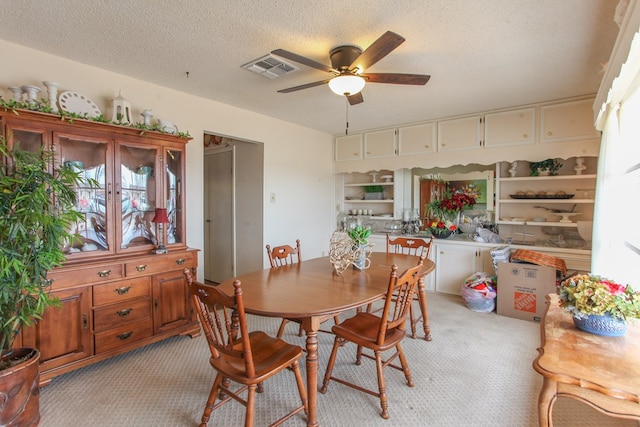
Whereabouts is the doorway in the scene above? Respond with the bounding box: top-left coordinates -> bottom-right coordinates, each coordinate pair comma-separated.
204,147 -> 234,283
203,135 -> 264,284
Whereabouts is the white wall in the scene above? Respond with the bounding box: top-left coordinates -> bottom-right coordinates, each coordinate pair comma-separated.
1,40 -> 335,280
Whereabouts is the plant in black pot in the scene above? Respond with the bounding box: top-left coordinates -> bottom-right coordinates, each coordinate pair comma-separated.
0,137 -> 84,426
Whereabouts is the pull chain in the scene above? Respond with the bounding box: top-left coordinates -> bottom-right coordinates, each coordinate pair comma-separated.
345,97 -> 349,135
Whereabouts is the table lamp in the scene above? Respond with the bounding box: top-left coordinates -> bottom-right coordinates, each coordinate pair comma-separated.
151,208 -> 170,254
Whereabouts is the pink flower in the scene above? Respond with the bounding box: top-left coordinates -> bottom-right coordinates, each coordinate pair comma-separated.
602,280 -> 626,295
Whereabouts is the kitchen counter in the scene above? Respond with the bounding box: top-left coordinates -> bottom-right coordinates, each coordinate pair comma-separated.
372,232 -> 591,256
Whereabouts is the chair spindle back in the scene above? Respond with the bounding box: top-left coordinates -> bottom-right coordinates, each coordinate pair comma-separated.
266,239 -> 301,268
377,257 -> 425,345
386,234 -> 433,258
184,268 -> 256,378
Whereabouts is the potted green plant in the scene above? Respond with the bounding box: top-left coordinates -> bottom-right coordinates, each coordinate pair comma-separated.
529,159 -> 562,176
0,137 -> 84,425
347,225 -> 372,270
363,185 -> 384,200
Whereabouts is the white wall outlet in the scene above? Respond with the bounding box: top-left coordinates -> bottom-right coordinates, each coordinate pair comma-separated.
270,193 -> 276,203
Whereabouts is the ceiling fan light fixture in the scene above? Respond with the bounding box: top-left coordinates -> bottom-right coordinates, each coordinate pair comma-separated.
328,75 -> 365,96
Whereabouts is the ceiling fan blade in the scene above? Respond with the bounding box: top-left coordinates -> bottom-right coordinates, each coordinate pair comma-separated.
347,92 -> 364,105
349,31 -> 405,72
276,79 -> 331,93
271,49 -> 337,74
360,73 -> 431,85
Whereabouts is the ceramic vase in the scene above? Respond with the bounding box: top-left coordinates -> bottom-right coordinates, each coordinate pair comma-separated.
42,81 -> 59,112
572,313 -> 627,337
8,86 -> 23,101
351,244 -> 370,270
431,228 -> 452,239
21,85 -> 41,105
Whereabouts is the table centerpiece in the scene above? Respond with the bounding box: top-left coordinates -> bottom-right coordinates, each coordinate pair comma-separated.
558,274 -> 640,337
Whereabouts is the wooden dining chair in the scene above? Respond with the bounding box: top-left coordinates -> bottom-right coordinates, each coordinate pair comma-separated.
386,234 -> 434,340
266,240 -> 304,337
184,268 -> 308,427
320,256 -> 425,419
266,239 -> 302,269
266,240 -> 339,338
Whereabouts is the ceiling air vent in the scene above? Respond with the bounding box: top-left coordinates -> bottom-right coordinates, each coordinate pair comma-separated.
242,54 -> 299,79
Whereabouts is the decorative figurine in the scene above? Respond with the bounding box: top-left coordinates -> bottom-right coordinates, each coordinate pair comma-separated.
110,90 -> 133,124
574,157 -> 586,175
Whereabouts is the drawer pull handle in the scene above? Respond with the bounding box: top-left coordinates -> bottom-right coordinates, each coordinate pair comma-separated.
98,270 -> 111,278
116,308 -> 133,317
116,331 -> 133,341
114,286 -> 131,295
176,258 -> 186,265
136,264 -> 147,272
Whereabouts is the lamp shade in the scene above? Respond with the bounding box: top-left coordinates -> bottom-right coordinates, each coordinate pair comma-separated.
151,208 -> 170,224
328,75 -> 365,96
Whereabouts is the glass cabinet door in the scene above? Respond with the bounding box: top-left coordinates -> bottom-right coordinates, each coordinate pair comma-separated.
116,142 -> 160,251
165,148 -> 184,247
6,121 -> 50,153
55,133 -> 112,257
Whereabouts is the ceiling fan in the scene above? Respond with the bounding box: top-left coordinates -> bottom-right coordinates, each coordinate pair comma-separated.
272,31 -> 430,105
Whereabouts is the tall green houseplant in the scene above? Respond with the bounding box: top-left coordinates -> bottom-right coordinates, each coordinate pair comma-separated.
0,138 -> 84,369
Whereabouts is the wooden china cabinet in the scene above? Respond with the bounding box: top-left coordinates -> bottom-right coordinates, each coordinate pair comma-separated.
2,109 -> 199,385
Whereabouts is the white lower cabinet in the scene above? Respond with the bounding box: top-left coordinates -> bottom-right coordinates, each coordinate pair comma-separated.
433,242 -> 493,295
367,235 -> 495,295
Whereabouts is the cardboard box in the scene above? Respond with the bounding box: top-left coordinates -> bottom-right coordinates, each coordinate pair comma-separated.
496,262 -> 556,322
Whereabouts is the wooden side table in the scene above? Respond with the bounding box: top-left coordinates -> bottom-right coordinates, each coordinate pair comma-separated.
533,294 -> 640,426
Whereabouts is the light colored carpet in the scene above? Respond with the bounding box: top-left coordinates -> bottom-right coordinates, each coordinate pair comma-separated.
39,292 -> 637,426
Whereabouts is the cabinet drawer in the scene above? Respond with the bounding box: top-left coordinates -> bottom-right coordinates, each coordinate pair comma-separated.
93,277 -> 151,306
51,263 -> 124,288
125,253 -> 194,277
94,319 -> 153,353
93,298 -> 152,332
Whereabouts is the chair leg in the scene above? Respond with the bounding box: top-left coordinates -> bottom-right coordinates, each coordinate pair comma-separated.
416,286 -> 432,341
320,337 -> 341,394
291,360 -> 308,416
297,323 -> 304,337
396,343 -> 414,387
355,345 -> 364,365
276,319 -> 288,338
244,384 -> 257,427
201,373 -> 224,427
409,304 -> 417,339
374,350 -> 390,419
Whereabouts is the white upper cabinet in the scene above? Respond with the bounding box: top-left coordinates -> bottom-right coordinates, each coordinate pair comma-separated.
437,115 -> 482,152
335,134 -> 363,162
364,128 -> 396,158
484,107 -> 536,147
398,122 -> 436,155
540,98 -> 600,143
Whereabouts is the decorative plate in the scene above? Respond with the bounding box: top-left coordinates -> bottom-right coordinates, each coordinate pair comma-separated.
510,194 -> 574,199
58,91 -> 102,118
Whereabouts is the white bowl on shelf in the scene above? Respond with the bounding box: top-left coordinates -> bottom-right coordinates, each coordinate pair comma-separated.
577,221 -> 593,242
459,223 -> 477,234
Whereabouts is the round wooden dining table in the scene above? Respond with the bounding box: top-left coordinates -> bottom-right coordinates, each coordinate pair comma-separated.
217,252 -> 435,427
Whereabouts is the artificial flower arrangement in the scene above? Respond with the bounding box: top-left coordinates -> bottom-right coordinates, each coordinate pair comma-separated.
428,219 -> 457,236
426,188 -> 477,221
558,274 -> 640,321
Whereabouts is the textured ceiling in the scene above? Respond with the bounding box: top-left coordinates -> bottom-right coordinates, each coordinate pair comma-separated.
0,0 -> 621,135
